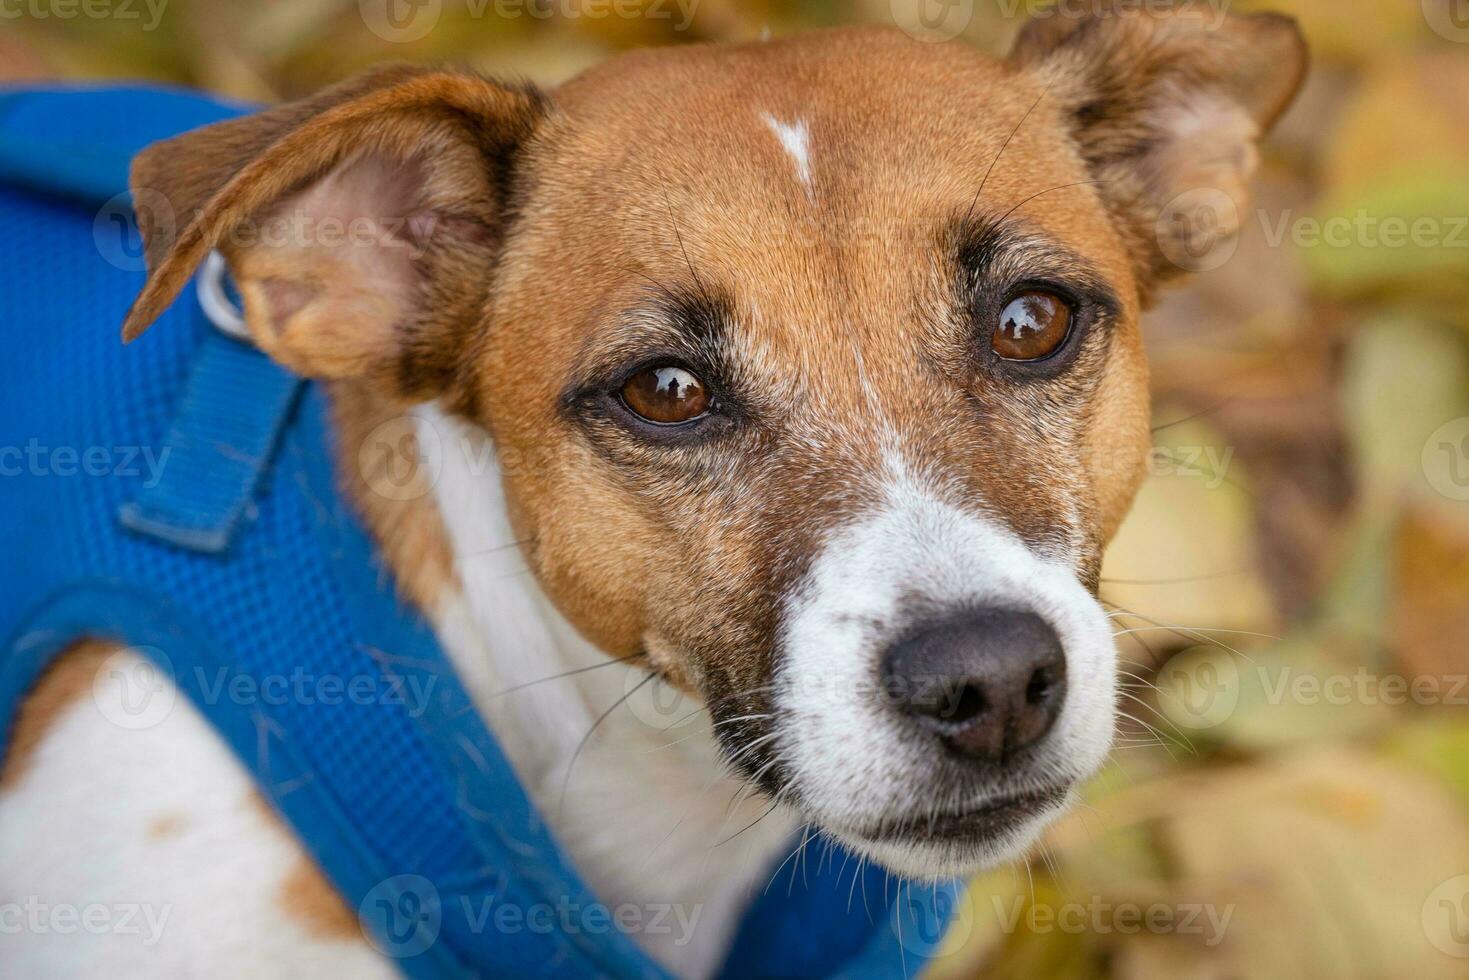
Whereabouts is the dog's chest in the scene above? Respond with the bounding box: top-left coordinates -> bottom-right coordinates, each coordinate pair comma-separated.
417,406 -> 797,978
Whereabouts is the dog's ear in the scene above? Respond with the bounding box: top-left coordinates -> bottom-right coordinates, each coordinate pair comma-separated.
1009,3 -> 1306,293
122,65 -> 544,400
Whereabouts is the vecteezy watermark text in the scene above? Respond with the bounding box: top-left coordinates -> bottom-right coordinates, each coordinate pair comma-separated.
359,0 -> 698,44
892,0 -> 1231,44
0,0 -> 167,30
358,874 -> 705,958
992,895 -> 1234,946
0,898 -> 172,946
92,649 -> 441,732
0,440 -> 170,488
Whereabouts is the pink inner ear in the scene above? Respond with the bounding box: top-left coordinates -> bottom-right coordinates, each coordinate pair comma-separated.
259,277 -> 318,336
246,151 -> 432,330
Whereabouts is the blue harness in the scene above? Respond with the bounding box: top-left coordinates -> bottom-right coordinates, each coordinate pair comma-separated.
0,84 -> 960,979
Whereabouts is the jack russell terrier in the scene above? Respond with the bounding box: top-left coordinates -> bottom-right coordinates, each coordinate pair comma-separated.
0,4 -> 1305,977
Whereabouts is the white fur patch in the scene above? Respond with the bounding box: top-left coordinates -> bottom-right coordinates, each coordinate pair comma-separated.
761,114 -> 812,190
415,406 -> 795,979
0,650 -> 394,978
774,464 -> 1116,877
0,410 -> 797,980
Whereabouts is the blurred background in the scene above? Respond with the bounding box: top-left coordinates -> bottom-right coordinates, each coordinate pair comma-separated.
4,0 -> 1469,975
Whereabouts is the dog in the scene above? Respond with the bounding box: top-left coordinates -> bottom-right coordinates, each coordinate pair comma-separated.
0,4 -> 1305,976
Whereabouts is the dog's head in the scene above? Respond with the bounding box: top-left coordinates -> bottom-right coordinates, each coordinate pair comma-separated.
124,5 -> 1305,876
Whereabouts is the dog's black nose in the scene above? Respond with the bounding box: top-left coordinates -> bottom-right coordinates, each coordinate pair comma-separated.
882,609 -> 1067,763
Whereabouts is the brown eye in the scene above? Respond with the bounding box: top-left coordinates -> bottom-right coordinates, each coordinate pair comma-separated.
992,291 -> 1073,362
621,365 -> 710,424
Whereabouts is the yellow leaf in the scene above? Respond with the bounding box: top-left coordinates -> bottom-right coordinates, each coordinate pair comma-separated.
1102,419 -> 1274,656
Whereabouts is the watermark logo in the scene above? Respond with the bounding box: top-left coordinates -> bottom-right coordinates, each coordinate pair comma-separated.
93,192 -> 148,273
358,415 -> 443,502
624,668 -> 703,732
355,413 -> 520,503
890,0 -> 974,41
1423,874 -> 1469,957
92,647 -> 177,731
892,885 -> 971,958
1157,186 -> 1240,273
1157,646 -> 1239,730
360,0 -> 441,42
360,875 -> 442,958
1423,0 -> 1469,43
1422,417 -> 1469,502
94,189 -> 174,274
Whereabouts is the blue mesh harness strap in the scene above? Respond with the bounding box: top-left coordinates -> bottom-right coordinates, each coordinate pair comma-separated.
0,84 -> 960,979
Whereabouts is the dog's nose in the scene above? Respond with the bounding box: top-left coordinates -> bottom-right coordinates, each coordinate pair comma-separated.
882,609 -> 1067,762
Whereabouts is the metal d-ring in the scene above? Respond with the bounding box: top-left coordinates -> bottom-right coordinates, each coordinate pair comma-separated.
197,250 -> 252,342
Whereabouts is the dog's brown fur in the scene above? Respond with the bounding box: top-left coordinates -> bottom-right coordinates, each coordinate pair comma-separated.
1012,7 -> 1307,294
116,0 -> 1304,820
1,641 -> 113,790
1,9 -> 1307,970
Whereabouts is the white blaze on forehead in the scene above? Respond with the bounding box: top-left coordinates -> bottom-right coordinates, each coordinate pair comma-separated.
761,113 -> 812,189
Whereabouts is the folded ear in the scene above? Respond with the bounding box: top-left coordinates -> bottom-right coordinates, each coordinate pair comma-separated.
1009,3 -> 1307,291
123,65 -> 545,399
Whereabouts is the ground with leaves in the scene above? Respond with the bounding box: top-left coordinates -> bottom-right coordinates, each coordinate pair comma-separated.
6,1 -> 1469,976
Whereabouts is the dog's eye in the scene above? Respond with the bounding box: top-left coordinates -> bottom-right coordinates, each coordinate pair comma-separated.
621,365 -> 710,424
992,291 -> 1073,362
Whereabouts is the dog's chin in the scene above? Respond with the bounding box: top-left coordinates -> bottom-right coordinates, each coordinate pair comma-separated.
819,786 -> 1075,879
